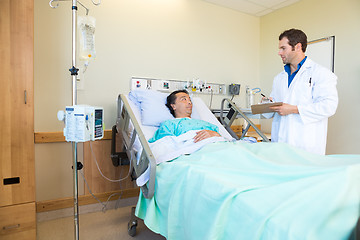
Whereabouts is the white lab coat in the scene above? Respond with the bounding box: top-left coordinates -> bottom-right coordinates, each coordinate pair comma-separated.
269,58 -> 338,155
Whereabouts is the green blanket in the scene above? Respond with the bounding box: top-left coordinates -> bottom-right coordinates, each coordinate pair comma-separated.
136,141 -> 360,240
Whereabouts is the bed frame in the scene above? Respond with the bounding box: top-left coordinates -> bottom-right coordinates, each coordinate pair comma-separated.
114,94 -> 156,199
112,94 -> 269,197
111,93 -> 270,237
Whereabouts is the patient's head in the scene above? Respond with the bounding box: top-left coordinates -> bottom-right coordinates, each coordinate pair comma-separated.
166,90 -> 192,118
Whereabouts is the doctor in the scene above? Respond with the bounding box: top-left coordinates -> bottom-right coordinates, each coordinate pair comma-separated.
268,29 -> 338,155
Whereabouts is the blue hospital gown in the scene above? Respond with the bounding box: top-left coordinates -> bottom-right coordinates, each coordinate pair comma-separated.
148,118 -> 219,143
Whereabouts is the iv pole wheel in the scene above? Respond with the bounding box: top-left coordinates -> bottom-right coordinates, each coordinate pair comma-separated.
127,220 -> 137,237
127,206 -> 138,237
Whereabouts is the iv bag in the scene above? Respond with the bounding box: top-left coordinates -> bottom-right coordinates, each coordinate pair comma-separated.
78,16 -> 96,60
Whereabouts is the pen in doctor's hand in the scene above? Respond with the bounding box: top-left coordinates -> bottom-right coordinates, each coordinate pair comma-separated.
261,93 -> 273,102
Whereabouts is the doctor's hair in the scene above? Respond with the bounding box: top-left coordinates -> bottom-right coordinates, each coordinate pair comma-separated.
279,28 -> 307,52
166,89 -> 189,117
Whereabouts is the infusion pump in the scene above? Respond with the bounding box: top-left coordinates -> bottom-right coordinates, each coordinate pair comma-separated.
58,105 -> 104,142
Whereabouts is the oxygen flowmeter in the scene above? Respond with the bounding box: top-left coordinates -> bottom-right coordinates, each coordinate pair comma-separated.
58,105 -> 104,142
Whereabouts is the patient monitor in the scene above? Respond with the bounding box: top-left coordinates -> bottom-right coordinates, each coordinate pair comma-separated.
58,105 -> 104,142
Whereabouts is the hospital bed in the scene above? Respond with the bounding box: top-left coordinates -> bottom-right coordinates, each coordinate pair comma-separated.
113,89 -> 360,240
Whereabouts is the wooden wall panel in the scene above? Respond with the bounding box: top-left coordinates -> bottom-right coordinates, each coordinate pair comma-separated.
83,139 -> 136,195
34,130 -> 139,211
0,0 -> 35,207
34,130 -> 112,143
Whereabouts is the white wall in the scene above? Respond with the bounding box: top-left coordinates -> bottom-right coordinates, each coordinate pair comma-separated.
34,0 -> 360,201
35,0 -> 260,132
259,0 -> 360,154
34,0 -> 260,201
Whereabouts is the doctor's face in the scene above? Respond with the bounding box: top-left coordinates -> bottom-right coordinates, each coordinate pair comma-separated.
171,92 -> 192,118
278,37 -> 297,65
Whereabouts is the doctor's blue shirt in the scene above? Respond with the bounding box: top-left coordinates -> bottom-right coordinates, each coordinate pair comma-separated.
284,56 -> 307,87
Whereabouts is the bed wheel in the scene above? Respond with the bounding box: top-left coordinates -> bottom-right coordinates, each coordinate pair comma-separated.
128,219 -> 138,237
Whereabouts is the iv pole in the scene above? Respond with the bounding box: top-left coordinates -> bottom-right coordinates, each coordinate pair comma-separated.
49,0 -> 100,239
70,1 -> 80,239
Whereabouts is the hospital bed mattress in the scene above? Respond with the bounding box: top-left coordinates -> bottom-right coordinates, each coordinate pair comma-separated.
135,141 -> 360,240
116,90 -> 359,239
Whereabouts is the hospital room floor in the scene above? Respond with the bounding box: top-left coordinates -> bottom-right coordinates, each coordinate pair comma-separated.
37,204 -> 166,240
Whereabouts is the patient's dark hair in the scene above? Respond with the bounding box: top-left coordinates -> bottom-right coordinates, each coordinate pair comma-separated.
279,28 -> 307,52
166,90 -> 189,117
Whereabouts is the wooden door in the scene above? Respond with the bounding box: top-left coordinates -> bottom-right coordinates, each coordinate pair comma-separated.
0,0 -> 35,206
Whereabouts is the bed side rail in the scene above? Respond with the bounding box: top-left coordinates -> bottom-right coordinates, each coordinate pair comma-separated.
111,124 -> 129,167
116,94 -> 156,199
219,98 -> 270,142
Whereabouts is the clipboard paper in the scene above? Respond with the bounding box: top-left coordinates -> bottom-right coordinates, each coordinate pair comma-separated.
251,102 -> 283,114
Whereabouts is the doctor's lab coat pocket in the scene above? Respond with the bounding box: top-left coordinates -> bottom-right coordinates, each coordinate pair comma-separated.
296,78 -> 313,103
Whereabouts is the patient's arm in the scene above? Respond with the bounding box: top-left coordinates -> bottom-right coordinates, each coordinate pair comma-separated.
193,130 -> 221,143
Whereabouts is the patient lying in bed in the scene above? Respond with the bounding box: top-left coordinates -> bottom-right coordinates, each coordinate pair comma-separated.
149,90 -> 221,143
148,90 -> 230,164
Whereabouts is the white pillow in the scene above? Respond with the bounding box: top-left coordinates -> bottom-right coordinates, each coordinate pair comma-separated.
128,89 -> 174,127
128,89 -> 201,127
126,95 -> 158,140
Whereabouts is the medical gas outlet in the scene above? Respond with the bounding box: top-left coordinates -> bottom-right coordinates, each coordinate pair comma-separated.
58,105 -> 104,142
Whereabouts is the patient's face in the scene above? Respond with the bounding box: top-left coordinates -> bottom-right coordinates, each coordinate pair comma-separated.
171,92 -> 193,118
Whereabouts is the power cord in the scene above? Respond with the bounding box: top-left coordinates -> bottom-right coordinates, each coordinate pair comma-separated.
80,170 -> 122,212
89,141 -> 132,182
78,141 -> 133,212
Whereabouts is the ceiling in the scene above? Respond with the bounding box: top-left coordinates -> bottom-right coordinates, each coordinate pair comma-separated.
203,0 -> 302,16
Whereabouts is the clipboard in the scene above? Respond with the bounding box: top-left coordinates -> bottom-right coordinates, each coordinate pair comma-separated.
251,102 -> 283,114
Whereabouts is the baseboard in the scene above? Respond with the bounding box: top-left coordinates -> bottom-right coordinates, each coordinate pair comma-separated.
36,196 -> 139,222
36,188 -> 139,213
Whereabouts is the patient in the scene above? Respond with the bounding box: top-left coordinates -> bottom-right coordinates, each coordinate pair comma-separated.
148,90 -> 221,143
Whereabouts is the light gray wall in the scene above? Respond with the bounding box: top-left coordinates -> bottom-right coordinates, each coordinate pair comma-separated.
259,0 -> 360,154
34,0 -> 260,201
35,0 -> 260,132
34,0 -> 360,202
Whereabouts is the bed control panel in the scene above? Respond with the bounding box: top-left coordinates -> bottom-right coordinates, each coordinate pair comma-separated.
224,107 -> 238,126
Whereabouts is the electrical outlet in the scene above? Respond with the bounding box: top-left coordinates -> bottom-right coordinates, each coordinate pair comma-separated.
210,85 -> 220,94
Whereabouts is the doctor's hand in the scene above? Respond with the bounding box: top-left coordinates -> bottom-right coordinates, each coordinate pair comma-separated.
193,130 -> 221,143
269,103 -> 299,116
